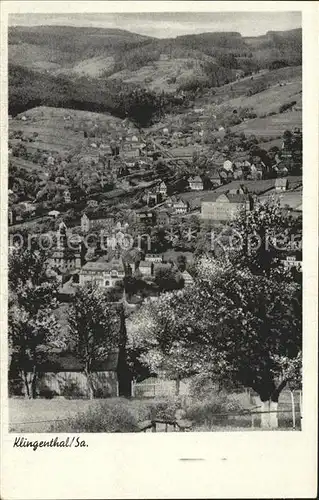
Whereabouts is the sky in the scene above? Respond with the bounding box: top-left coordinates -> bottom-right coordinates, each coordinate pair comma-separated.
9,12 -> 301,39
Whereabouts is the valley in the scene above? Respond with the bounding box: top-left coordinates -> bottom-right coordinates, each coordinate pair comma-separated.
7,22 -> 303,432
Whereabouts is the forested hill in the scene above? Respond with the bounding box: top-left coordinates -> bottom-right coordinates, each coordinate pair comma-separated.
9,26 -> 302,76
9,26 -> 302,127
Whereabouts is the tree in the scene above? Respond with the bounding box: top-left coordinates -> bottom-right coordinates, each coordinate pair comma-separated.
126,297 -> 203,392
226,197 -> 302,277
8,248 -> 62,398
154,265 -> 184,292
67,285 -> 118,399
130,258 -> 301,428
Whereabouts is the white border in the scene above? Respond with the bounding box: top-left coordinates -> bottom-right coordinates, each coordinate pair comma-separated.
1,2 -> 318,499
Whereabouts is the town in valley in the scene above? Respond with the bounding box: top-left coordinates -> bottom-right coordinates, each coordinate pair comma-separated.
8,17 -> 302,432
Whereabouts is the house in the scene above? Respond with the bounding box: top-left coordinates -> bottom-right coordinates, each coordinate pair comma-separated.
18,202 -> 36,214
229,186 -> 245,195
81,213 -> 90,232
275,178 -> 289,192
87,200 -> 99,208
49,233 -> 81,273
201,192 -> 252,221
9,306 -> 132,397
165,196 -> 178,208
157,210 -> 170,226
223,160 -> 233,172
81,214 -> 115,232
173,199 -> 189,214
235,70 -> 245,80
210,173 -> 222,187
145,254 -> 163,263
281,255 -> 302,272
138,261 -> 154,277
79,257 -> 125,288
147,192 -> 160,207
48,210 -> 60,219
134,210 -> 156,226
156,181 -> 168,197
132,147 -> 142,157
181,270 -> 194,287
188,175 -> 204,191
64,189 -> 71,204
47,155 -> 55,167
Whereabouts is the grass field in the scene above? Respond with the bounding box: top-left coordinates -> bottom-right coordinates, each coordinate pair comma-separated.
109,57 -> 205,93
9,388 -> 301,433
231,110 -> 302,137
9,106 -> 136,164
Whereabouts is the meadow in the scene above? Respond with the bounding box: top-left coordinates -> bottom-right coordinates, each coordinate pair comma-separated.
9,388 -> 301,433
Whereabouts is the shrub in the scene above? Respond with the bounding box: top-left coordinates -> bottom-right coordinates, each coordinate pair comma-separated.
61,379 -> 87,399
145,397 -> 182,421
51,399 -> 138,433
246,81 -> 267,96
184,393 -> 244,428
279,101 -> 297,113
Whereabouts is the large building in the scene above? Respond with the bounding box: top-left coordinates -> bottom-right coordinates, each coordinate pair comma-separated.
201,192 -> 252,221
81,214 -> 115,233
48,222 -> 81,272
79,257 -> 125,288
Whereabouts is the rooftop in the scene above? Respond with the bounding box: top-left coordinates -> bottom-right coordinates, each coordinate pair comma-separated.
202,192 -> 250,204
39,350 -> 119,372
80,258 -> 125,273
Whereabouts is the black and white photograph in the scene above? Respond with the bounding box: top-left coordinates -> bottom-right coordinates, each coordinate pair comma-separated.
5,7 -> 306,434
1,2 -> 318,499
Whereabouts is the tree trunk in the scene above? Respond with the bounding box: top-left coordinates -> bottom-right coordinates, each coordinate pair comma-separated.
175,376 -> 181,396
22,371 -> 31,399
259,400 -> 278,429
84,370 -> 94,400
21,370 -> 38,399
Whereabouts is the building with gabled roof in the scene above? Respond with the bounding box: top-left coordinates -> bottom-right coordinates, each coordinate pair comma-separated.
188,175 -> 204,191
79,257 -> 125,288
201,192 -> 252,221
156,181 -> 168,197
181,270 -> 194,287
173,199 -> 189,214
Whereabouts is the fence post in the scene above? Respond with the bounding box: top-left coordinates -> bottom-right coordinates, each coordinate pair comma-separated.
116,381 -> 119,398
131,380 -> 134,398
290,390 -> 296,429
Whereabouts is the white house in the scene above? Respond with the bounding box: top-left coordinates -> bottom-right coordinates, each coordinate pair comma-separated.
79,258 -> 125,288
223,160 -> 233,172
64,189 -> 71,204
81,213 -> 90,232
145,254 -> 163,263
173,199 -> 189,214
48,210 -> 60,219
156,181 -> 168,197
188,176 -> 203,191
181,270 -> 194,287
